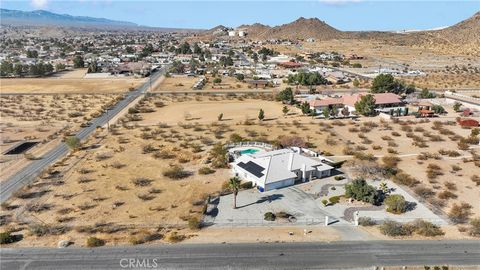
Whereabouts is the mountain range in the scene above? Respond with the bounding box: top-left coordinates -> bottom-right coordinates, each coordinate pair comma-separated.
0,9 -> 141,28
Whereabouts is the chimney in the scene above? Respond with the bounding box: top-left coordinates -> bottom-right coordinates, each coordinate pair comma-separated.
288,152 -> 294,171
301,163 -> 307,182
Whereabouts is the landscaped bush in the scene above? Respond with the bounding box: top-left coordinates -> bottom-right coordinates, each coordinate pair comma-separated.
344,178 -> 383,206
334,175 -> 345,181
385,194 -> 407,214
162,165 -> 191,179
240,181 -> 253,189
86,237 -> 105,247
329,196 -> 341,205
448,202 -> 473,224
264,212 -> 276,221
198,167 -> 215,175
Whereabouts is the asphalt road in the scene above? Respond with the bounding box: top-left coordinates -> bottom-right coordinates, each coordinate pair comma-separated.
0,67 -> 167,203
1,240 -> 479,269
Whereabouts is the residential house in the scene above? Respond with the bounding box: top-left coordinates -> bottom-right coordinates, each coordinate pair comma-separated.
233,149 -> 333,192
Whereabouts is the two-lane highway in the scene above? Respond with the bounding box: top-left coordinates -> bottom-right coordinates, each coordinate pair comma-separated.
0,67 -> 167,203
1,240 -> 479,269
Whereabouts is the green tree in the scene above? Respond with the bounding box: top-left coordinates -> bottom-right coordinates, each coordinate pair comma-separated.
213,77 -> 222,84
258,109 -> 265,121
235,73 -> 245,81
65,136 -> 80,150
0,60 -> 13,76
419,88 -> 436,99
453,102 -> 462,112
73,55 -> 84,68
87,60 -> 99,73
276,87 -> 294,104
354,94 -> 376,116
345,178 -> 383,205
322,107 -> 330,119
371,74 -> 414,95
55,63 -> 66,72
300,101 -> 311,115
26,50 -> 38,58
228,177 -> 241,209
13,63 -> 23,76
282,106 -> 289,117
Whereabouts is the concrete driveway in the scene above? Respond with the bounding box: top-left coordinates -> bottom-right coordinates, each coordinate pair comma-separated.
210,186 -> 348,226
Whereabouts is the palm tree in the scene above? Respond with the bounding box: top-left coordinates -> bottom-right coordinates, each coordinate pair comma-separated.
379,181 -> 389,194
228,177 -> 241,209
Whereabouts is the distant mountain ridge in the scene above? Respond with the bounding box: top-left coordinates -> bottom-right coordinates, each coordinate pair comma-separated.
0,8 -> 139,28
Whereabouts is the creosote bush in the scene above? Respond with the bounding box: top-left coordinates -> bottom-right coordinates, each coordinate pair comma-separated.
86,236 -> 105,247
162,165 -> 191,179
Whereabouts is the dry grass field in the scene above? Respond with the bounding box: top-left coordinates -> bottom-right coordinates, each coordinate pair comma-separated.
1,94 -> 479,247
0,77 -> 145,94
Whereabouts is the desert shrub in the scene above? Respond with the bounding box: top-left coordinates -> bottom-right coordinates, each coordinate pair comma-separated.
382,156 -> 400,168
166,232 -> 186,243
414,186 -> 435,199
142,144 -> 157,153
29,224 -> 69,236
129,231 -> 162,245
380,220 -> 414,236
438,190 -> 457,200
468,218 -> 480,237
358,217 -> 377,226
344,178 -> 383,205
111,161 -> 126,169
25,203 -> 52,213
198,167 -> 215,175
188,217 -> 201,230
137,193 -> 155,201
385,194 -> 407,214
334,175 -> 345,181
264,212 -> 276,221
413,220 -> 444,237
448,202 -> 473,224
391,171 -> 418,187
471,175 -> 480,186
86,237 -> 105,247
131,177 -> 153,187
229,133 -> 244,143
162,165 -> 191,179
153,150 -> 176,159
0,231 -> 19,244
353,152 -> 377,161
95,152 -> 113,161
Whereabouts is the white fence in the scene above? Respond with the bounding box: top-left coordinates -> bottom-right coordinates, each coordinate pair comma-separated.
225,141 -> 276,150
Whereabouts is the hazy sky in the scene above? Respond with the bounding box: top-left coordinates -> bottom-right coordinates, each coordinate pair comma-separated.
1,0 -> 479,30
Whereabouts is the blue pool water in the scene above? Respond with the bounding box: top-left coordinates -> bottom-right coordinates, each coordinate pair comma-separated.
239,148 -> 260,155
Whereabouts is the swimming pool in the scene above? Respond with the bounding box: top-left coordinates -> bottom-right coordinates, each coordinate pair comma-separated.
239,148 -> 260,155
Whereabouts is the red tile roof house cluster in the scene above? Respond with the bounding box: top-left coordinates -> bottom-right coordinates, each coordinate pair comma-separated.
309,93 -> 405,116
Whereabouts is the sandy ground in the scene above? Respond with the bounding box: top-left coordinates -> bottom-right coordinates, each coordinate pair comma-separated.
0,94 -> 122,181
0,77 -> 145,94
184,226 -> 341,243
154,75 -> 270,92
140,98 -> 288,125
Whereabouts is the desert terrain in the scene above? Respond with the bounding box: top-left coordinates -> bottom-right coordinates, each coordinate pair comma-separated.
1,93 -> 479,247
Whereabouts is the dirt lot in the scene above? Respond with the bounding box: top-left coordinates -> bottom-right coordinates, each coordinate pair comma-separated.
0,94 -> 123,180
1,94 -> 478,247
0,77 -> 145,94
154,75 -> 272,92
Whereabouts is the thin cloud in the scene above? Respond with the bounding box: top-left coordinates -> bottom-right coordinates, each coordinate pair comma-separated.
319,0 -> 362,5
31,0 -> 49,9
